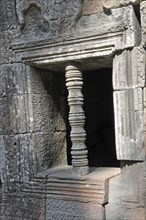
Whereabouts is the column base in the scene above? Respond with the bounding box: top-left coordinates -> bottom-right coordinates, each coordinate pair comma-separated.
73,166 -> 89,176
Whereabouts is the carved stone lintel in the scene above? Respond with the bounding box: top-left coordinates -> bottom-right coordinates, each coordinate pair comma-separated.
65,63 -> 89,175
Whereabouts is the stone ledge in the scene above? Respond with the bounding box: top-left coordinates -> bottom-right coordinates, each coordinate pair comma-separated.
36,166 -> 120,205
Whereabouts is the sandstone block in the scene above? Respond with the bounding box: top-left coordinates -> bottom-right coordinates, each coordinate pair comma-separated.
0,92 -> 66,135
106,203 -> 145,220
0,31 -> 16,65
1,135 -> 20,182
106,162 -> 146,220
102,0 -> 142,10
46,198 -> 104,220
0,136 -> 5,179
0,95 -> 30,135
77,6 -> 140,49
114,88 -> 144,160
29,132 -> 67,176
2,183 -> 45,220
141,1 -> 146,46
28,94 -> 66,133
1,132 -> 67,182
144,87 -> 146,155
0,0 -> 17,31
15,0 -> 82,40
113,47 -> 146,90
0,97 -> 11,135
0,63 -> 65,96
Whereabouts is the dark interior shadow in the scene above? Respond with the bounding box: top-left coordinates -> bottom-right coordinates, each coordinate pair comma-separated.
83,68 -> 120,167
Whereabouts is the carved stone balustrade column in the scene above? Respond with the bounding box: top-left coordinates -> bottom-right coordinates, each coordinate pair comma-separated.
65,63 -> 89,175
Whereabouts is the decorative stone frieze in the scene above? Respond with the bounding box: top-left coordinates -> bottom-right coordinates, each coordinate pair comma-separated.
65,64 -> 89,175
114,88 -> 144,160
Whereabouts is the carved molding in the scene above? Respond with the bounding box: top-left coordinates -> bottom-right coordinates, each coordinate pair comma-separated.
44,166 -> 120,204
113,48 -> 145,161
12,5 -> 141,68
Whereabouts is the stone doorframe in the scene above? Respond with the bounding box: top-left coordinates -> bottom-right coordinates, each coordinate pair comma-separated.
12,28 -> 145,176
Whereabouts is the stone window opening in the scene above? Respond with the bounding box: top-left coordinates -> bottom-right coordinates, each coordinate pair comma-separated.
66,67 -> 120,169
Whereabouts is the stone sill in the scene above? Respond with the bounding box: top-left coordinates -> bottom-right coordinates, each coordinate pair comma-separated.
36,165 -> 120,205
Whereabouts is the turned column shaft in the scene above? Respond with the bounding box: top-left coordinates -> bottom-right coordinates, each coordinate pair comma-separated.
65,63 -> 89,175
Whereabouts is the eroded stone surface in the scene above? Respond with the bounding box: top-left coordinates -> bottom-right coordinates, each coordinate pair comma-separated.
0,1 -> 146,220
0,0 -> 17,31
0,64 -> 66,148
12,5 -> 141,68
1,132 -> 67,183
2,183 -> 46,220
144,87 -> 146,155
0,31 -> 16,65
81,0 -> 142,15
105,161 -> 146,220
0,63 -> 66,97
29,132 -> 67,176
47,199 -> 104,220
76,6 -> 141,48
141,1 -> 146,46
16,0 -> 83,40
114,88 -> 144,160
113,47 -> 146,90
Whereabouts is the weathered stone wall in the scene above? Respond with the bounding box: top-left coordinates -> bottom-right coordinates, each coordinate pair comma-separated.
0,0 -> 67,219
0,0 -> 146,220
15,0 -> 83,41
